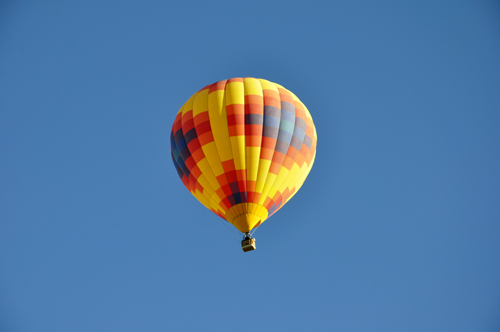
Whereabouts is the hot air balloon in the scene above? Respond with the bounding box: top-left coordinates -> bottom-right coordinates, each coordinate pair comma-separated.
170,78 -> 317,251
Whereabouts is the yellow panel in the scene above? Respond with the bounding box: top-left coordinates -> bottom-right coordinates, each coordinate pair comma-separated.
208,89 -> 233,163
258,79 -> 279,93
255,159 -> 271,193
243,77 -> 263,96
193,89 -> 208,116
283,163 -> 301,192
193,160 -> 221,191
264,165 -> 292,205
225,81 -> 244,105
199,164 -> 220,188
211,192 -> 223,205
212,201 -> 225,214
245,147 -> 260,181
196,158 -> 211,172
230,136 -> 246,169
258,172 -> 277,205
258,185 -> 273,205
206,174 -> 221,190
201,141 -> 219,157
274,166 -> 290,188
230,136 -> 246,154
231,214 -> 261,233
200,146 -> 224,176
268,186 -> 278,199
217,147 -> 233,161
208,89 -> 226,116
197,175 -> 220,210
197,176 -> 215,193
181,93 -> 196,116
287,153 -> 316,202
232,158 -> 244,171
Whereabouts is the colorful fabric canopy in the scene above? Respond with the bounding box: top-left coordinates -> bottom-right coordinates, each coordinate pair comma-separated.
171,78 -> 317,233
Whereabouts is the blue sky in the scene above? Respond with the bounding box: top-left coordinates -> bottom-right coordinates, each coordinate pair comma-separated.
1,1 -> 499,331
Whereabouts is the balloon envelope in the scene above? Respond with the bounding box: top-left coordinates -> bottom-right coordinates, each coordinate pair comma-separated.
170,78 -> 317,233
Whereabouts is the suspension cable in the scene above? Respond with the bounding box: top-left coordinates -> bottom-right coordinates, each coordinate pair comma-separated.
250,224 -> 261,237
215,217 -> 242,240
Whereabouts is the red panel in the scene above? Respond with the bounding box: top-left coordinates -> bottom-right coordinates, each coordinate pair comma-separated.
225,170 -> 237,183
247,181 -> 256,192
227,77 -> 244,83
227,114 -> 245,126
216,174 -> 229,186
246,134 -> 262,147
209,80 -> 227,93
198,132 -> 214,145
194,111 -> 210,124
194,180 -> 204,193
226,104 -> 244,115
271,151 -> 285,166
260,147 -> 275,160
196,120 -> 212,136
244,94 -> 263,106
221,184 -> 233,196
269,161 -> 282,175
238,180 -> 247,194
222,160 -> 235,172
263,91 -> 280,107
187,139 -> 201,154
282,155 -> 295,170
277,88 -> 294,104
190,165 -> 202,179
285,146 -> 299,159
245,103 -> 264,114
184,156 -> 196,170
245,124 -> 262,136
216,188 -> 226,200
191,148 -> 205,163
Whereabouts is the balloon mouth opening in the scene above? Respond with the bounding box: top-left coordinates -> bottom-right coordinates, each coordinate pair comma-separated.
231,214 -> 262,233
225,203 -> 269,233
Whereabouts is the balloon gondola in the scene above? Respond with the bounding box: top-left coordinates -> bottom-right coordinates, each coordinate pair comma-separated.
170,78 -> 317,252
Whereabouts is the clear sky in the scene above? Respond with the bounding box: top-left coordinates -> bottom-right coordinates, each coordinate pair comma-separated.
1,1 -> 499,331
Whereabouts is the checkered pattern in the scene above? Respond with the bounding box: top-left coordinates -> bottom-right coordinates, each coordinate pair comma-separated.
170,78 -> 317,232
